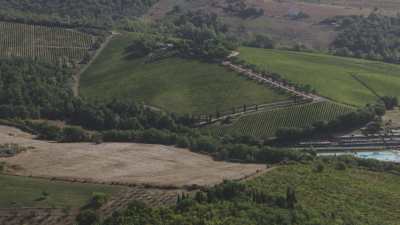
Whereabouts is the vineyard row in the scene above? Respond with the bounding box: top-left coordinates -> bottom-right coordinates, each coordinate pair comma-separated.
211,102 -> 354,138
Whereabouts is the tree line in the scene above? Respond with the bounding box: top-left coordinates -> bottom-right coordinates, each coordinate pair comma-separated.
0,0 -> 158,27
327,13 -> 400,64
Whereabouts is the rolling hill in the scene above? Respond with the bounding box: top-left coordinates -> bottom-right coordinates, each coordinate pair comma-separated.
99,162 -> 400,225
80,33 -> 288,115
238,47 -> 400,107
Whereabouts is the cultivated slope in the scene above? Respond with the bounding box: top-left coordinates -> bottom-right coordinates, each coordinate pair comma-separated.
239,47 -> 400,106
80,33 -> 288,114
210,102 -> 353,138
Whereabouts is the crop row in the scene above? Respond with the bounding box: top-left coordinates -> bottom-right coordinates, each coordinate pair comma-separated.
212,102 -> 354,138
0,22 -> 94,63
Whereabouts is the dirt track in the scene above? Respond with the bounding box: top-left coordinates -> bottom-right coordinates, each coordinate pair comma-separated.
0,126 -> 265,187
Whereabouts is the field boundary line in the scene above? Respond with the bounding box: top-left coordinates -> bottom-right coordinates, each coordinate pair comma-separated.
74,31 -> 120,96
196,99 -> 312,126
350,73 -> 382,99
222,60 -> 326,102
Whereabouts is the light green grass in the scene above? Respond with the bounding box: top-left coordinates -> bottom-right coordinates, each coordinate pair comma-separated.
247,163 -> 400,225
239,47 -> 400,107
0,175 -> 122,208
209,102 -> 353,138
80,34 -> 287,114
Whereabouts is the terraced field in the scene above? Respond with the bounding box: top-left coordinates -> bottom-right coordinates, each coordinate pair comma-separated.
238,47 -> 400,107
0,22 -> 94,63
211,102 -> 353,138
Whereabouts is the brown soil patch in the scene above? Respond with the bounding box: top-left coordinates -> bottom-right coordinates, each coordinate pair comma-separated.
383,108 -> 400,129
0,126 -> 265,187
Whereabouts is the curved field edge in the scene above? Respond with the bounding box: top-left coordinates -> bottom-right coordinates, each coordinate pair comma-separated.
79,33 -> 288,115
0,125 -> 266,188
246,163 -> 400,224
0,174 -> 121,209
208,102 -> 353,138
238,47 -> 400,107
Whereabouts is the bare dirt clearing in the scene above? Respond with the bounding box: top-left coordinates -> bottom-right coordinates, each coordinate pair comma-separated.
0,126 -> 265,187
384,108 -> 400,128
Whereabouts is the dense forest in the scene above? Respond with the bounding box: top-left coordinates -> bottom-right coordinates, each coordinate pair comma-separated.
124,10 -> 237,62
0,0 -> 158,27
122,9 -> 273,59
328,13 -> 400,63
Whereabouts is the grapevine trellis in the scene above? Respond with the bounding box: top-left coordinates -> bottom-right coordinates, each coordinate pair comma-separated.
0,22 -> 94,64
212,102 -> 354,138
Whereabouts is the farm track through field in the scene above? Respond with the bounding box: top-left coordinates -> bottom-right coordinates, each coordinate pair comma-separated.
74,31 -> 119,96
197,55 -> 328,126
222,60 -> 326,102
350,74 -> 382,99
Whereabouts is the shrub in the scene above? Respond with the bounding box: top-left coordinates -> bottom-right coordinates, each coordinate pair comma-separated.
89,192 -> 109,209
312,161 -> 324,173
176,136 -> 190,148
76,210 -> 99,225
62,126 -> 87,142
335,162 -> 347,170
0,162 -> 5,172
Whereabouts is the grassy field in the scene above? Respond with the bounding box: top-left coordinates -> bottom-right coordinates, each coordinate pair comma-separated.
238,47 -> 400,107
80,33 -> 287,115
209,102 -> 353,138
0,174 -> 122,208
247,163 -> 400,224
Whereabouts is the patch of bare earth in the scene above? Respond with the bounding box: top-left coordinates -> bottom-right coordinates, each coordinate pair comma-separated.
383,108 -> 400,129
0,125 -> 265,187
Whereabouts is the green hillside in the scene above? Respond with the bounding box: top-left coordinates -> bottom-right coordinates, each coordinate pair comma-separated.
245,163 -> 400,225
101,162 -> 400,225
238,47 -> 400,107
209,102 -> 353,138
80,34 -> 288,114
0,174 -> 121,208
